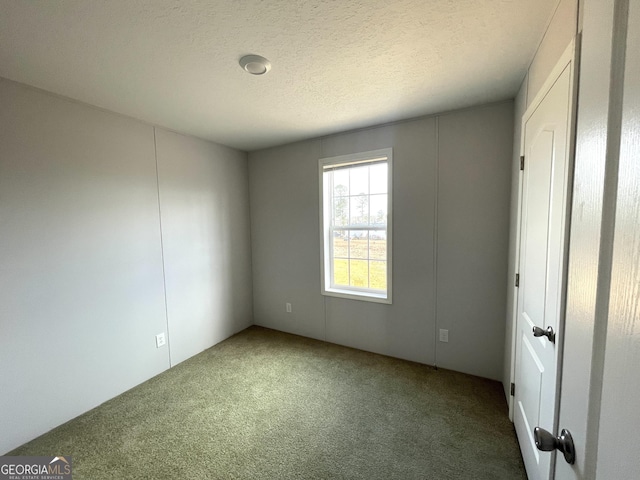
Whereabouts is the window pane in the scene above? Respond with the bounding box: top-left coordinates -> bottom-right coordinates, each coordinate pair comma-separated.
350,195 -> 369,225
350,165 -> 369,196
333,258 -> 349,286
369,230 -> 386,260
333,197 -> 349,226
370,260 -> 387,290
333,169 -> 349,198
370,163 -> 387,194
349,259 -> 368,288
349,231 -> 368,259
333,231 -> 348,257
321,150 -> 391,302
369,194 -> 387,226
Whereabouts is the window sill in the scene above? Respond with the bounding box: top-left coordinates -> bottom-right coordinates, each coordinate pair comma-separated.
322,287 -> 392,305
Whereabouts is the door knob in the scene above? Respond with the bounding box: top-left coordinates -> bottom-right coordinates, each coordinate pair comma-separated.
534,427 -> 576,464
533,325 -> 555,343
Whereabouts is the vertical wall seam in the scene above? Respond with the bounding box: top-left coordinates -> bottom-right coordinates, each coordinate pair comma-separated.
434,116 -> 440,368
153,127 -> 173,368
246,152 -> 256,327
585,0 -> 629,475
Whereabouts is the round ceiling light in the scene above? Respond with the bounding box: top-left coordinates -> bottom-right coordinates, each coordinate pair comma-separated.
239,54 -> 271,75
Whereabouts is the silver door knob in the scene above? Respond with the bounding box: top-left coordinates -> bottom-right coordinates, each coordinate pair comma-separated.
533,325 -> 555,343
534,427 -> 576,464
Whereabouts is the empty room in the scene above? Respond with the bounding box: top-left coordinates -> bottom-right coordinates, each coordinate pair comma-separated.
1,1 -> 638,479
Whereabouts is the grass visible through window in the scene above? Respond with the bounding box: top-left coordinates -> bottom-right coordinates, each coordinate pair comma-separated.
333,237 -> 387,290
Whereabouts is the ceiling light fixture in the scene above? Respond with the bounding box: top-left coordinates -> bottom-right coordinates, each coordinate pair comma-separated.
239,54 -> 271,75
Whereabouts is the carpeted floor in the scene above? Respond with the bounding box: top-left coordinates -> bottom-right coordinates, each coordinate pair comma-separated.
9,326 -> 526,479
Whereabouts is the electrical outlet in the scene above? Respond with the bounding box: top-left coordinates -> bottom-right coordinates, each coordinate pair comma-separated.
439,329 -> 449,343
286,303 -> 292,313
155,332 -> 166,348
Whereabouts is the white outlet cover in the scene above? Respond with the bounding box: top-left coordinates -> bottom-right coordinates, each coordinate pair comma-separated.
155,333 -> 166,348
439,329 -> 449,343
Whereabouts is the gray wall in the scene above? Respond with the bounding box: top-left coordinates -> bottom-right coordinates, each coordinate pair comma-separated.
436,107 -> 513,377
0,79 -> 252,454
527,0 -> 579,108
249,101 -> 513,380
156,129 -> 252,365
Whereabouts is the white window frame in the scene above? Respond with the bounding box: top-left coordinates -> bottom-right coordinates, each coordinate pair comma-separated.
318,148 -> 393,304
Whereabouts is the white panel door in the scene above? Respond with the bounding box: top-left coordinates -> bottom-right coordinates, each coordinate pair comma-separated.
514,52 -> 574,480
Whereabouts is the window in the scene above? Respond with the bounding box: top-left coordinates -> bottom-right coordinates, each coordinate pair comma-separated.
319,148 -> 392,304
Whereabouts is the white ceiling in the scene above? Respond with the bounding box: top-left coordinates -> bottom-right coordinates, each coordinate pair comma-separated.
0,0 -> 558,151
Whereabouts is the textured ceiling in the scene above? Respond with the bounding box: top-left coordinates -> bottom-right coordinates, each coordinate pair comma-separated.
0,0 -> 557,151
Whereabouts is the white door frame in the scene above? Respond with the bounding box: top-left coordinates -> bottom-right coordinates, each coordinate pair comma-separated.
507,39 -> 579,423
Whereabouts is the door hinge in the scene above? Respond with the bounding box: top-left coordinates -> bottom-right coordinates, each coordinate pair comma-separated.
515,273 -> 520,288
520,155 -> 525,171
510,382 -> 516,396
